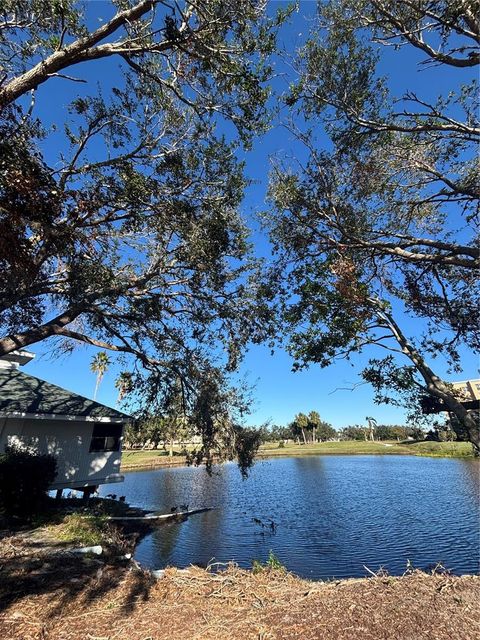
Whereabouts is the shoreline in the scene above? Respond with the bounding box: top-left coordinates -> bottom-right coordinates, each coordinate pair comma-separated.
120,440 -> 475,472
1,538 -> 478,639
1,499 -> 478,639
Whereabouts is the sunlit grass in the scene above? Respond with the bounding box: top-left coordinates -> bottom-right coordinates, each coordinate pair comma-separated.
258,440 -> 473,458
41,513 -> 108,547
120,439 -> 474,471
121,448 -> 188,469
258,440 -> 411,456
404,440 -> 473,457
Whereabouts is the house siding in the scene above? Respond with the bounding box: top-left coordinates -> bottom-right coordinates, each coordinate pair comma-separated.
0,417 -> 123,489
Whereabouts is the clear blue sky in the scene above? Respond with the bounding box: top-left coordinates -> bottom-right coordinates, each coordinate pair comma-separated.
23,1 -> 479,430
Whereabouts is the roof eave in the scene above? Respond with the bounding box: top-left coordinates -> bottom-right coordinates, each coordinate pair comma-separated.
0,412 -> 127,424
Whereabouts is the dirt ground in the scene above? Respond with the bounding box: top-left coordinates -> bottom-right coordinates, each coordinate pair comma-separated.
0,532 -> 479,640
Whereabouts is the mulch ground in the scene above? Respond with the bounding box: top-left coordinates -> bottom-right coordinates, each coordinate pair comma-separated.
0,531 -> 478,640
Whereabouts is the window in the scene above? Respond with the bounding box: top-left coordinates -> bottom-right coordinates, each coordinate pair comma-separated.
89,423 -> 122,453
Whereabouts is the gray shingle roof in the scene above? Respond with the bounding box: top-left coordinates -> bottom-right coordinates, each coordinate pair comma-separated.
0,368 -> 129,421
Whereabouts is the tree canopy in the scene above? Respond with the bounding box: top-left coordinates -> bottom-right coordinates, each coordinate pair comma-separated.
0,0 -> 288,472
268,1 -> 479,453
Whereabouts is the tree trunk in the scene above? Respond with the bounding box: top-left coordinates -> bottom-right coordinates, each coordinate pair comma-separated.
312,426 -> 316,443
301,428 -> 307,444
169,438 -> 174,457
93,375 -> 102,401
378,306 -> 480,456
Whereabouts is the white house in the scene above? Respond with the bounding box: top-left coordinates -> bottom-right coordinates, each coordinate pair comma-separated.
0,351 -> 129,495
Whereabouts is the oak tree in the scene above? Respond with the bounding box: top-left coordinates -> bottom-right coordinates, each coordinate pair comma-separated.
0,0 -> 285,472
269,1 -> 480,453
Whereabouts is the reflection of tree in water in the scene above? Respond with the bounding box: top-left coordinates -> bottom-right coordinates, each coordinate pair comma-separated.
457,460 -> 480,508
149,519 -> 184,565
290,456 -> 341,528
176,468 -> 228,567
144,466 -> 230,568
153,468 -> 178,512
293,455 -> 325,473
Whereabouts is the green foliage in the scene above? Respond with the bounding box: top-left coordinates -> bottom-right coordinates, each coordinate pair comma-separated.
288,411 -> 336,443
0,445 -> 57,519
340,426 -> 366,441
266,550 -> 285,571
375,425 -> 409,441
252,550 -> 286,573
0,1 -> 288,473
90,351 -> 111,400
255,424 -> 296,443
234,427 -> 262,479
56,513 -> 108,547
268,0 -> 479,452
290,412 -> 309,443
341,424 -> 424,441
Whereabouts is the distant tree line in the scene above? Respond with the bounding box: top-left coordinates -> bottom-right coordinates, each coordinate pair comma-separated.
289,412 -> 336,444
255,414 -> 425,444
122,411 -> 471,451
339,425 -> 423,442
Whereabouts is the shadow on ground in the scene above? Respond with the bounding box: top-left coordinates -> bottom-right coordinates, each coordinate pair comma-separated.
0,528 -> 155,618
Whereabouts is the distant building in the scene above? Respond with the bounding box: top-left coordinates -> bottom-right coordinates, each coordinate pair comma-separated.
451,379 -> 480,403
421,378 -> 480,414
0,351 -> 129,495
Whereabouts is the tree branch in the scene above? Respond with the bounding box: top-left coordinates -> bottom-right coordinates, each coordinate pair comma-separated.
0,0 -> 172,107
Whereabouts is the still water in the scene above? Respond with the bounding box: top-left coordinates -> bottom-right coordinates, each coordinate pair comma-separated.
100,455 -> 480,580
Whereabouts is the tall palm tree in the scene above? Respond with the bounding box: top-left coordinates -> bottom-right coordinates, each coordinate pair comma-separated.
294,412 -> 309,445
308,410 -> 321,444
90,352 -> 111,401
365,417 -> 377,442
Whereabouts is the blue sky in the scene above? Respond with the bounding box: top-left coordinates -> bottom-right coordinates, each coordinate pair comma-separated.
22,1 -> 479,430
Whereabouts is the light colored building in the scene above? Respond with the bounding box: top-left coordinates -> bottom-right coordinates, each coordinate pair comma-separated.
452,379 -> 480,402
0,351 -> 128,494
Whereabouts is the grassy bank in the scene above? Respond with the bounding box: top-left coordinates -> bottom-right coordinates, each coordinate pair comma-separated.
258,439 -> 474,458
120,440 -> 474,471
7,496 -> 146,551
121,448 -> 190,470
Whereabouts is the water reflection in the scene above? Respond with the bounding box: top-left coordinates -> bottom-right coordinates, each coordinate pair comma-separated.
100,455 -> 480,580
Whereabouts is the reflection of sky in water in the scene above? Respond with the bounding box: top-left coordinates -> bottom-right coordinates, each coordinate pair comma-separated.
100,455 -> 480,580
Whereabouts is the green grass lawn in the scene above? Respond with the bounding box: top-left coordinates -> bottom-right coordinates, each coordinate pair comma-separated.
399,440 -> 474,457
121,448 -> 188,469
120,440 -> 474,470
258,440 -> 410,456
257,439 -> 473,458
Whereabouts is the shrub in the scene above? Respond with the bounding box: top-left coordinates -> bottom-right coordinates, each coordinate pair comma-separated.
266,550 -> 285,571
56,513 -> 108,546
0,445 -> 57,519
252,550 -> 286,573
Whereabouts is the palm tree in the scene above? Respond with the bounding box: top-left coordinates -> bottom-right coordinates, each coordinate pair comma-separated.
365,417 -> 377,442
90,352 -> 111,401
115,372 -> 133,406
308,410 -> 321,444
294,412 -> 309,445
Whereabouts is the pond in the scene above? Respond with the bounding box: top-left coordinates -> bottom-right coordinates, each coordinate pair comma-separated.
100,455 -> 480,580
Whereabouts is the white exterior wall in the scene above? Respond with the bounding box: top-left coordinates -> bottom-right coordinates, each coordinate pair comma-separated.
0,417 -> 124,489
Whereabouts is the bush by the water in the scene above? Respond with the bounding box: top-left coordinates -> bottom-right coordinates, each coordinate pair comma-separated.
0,446 -> 57,518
